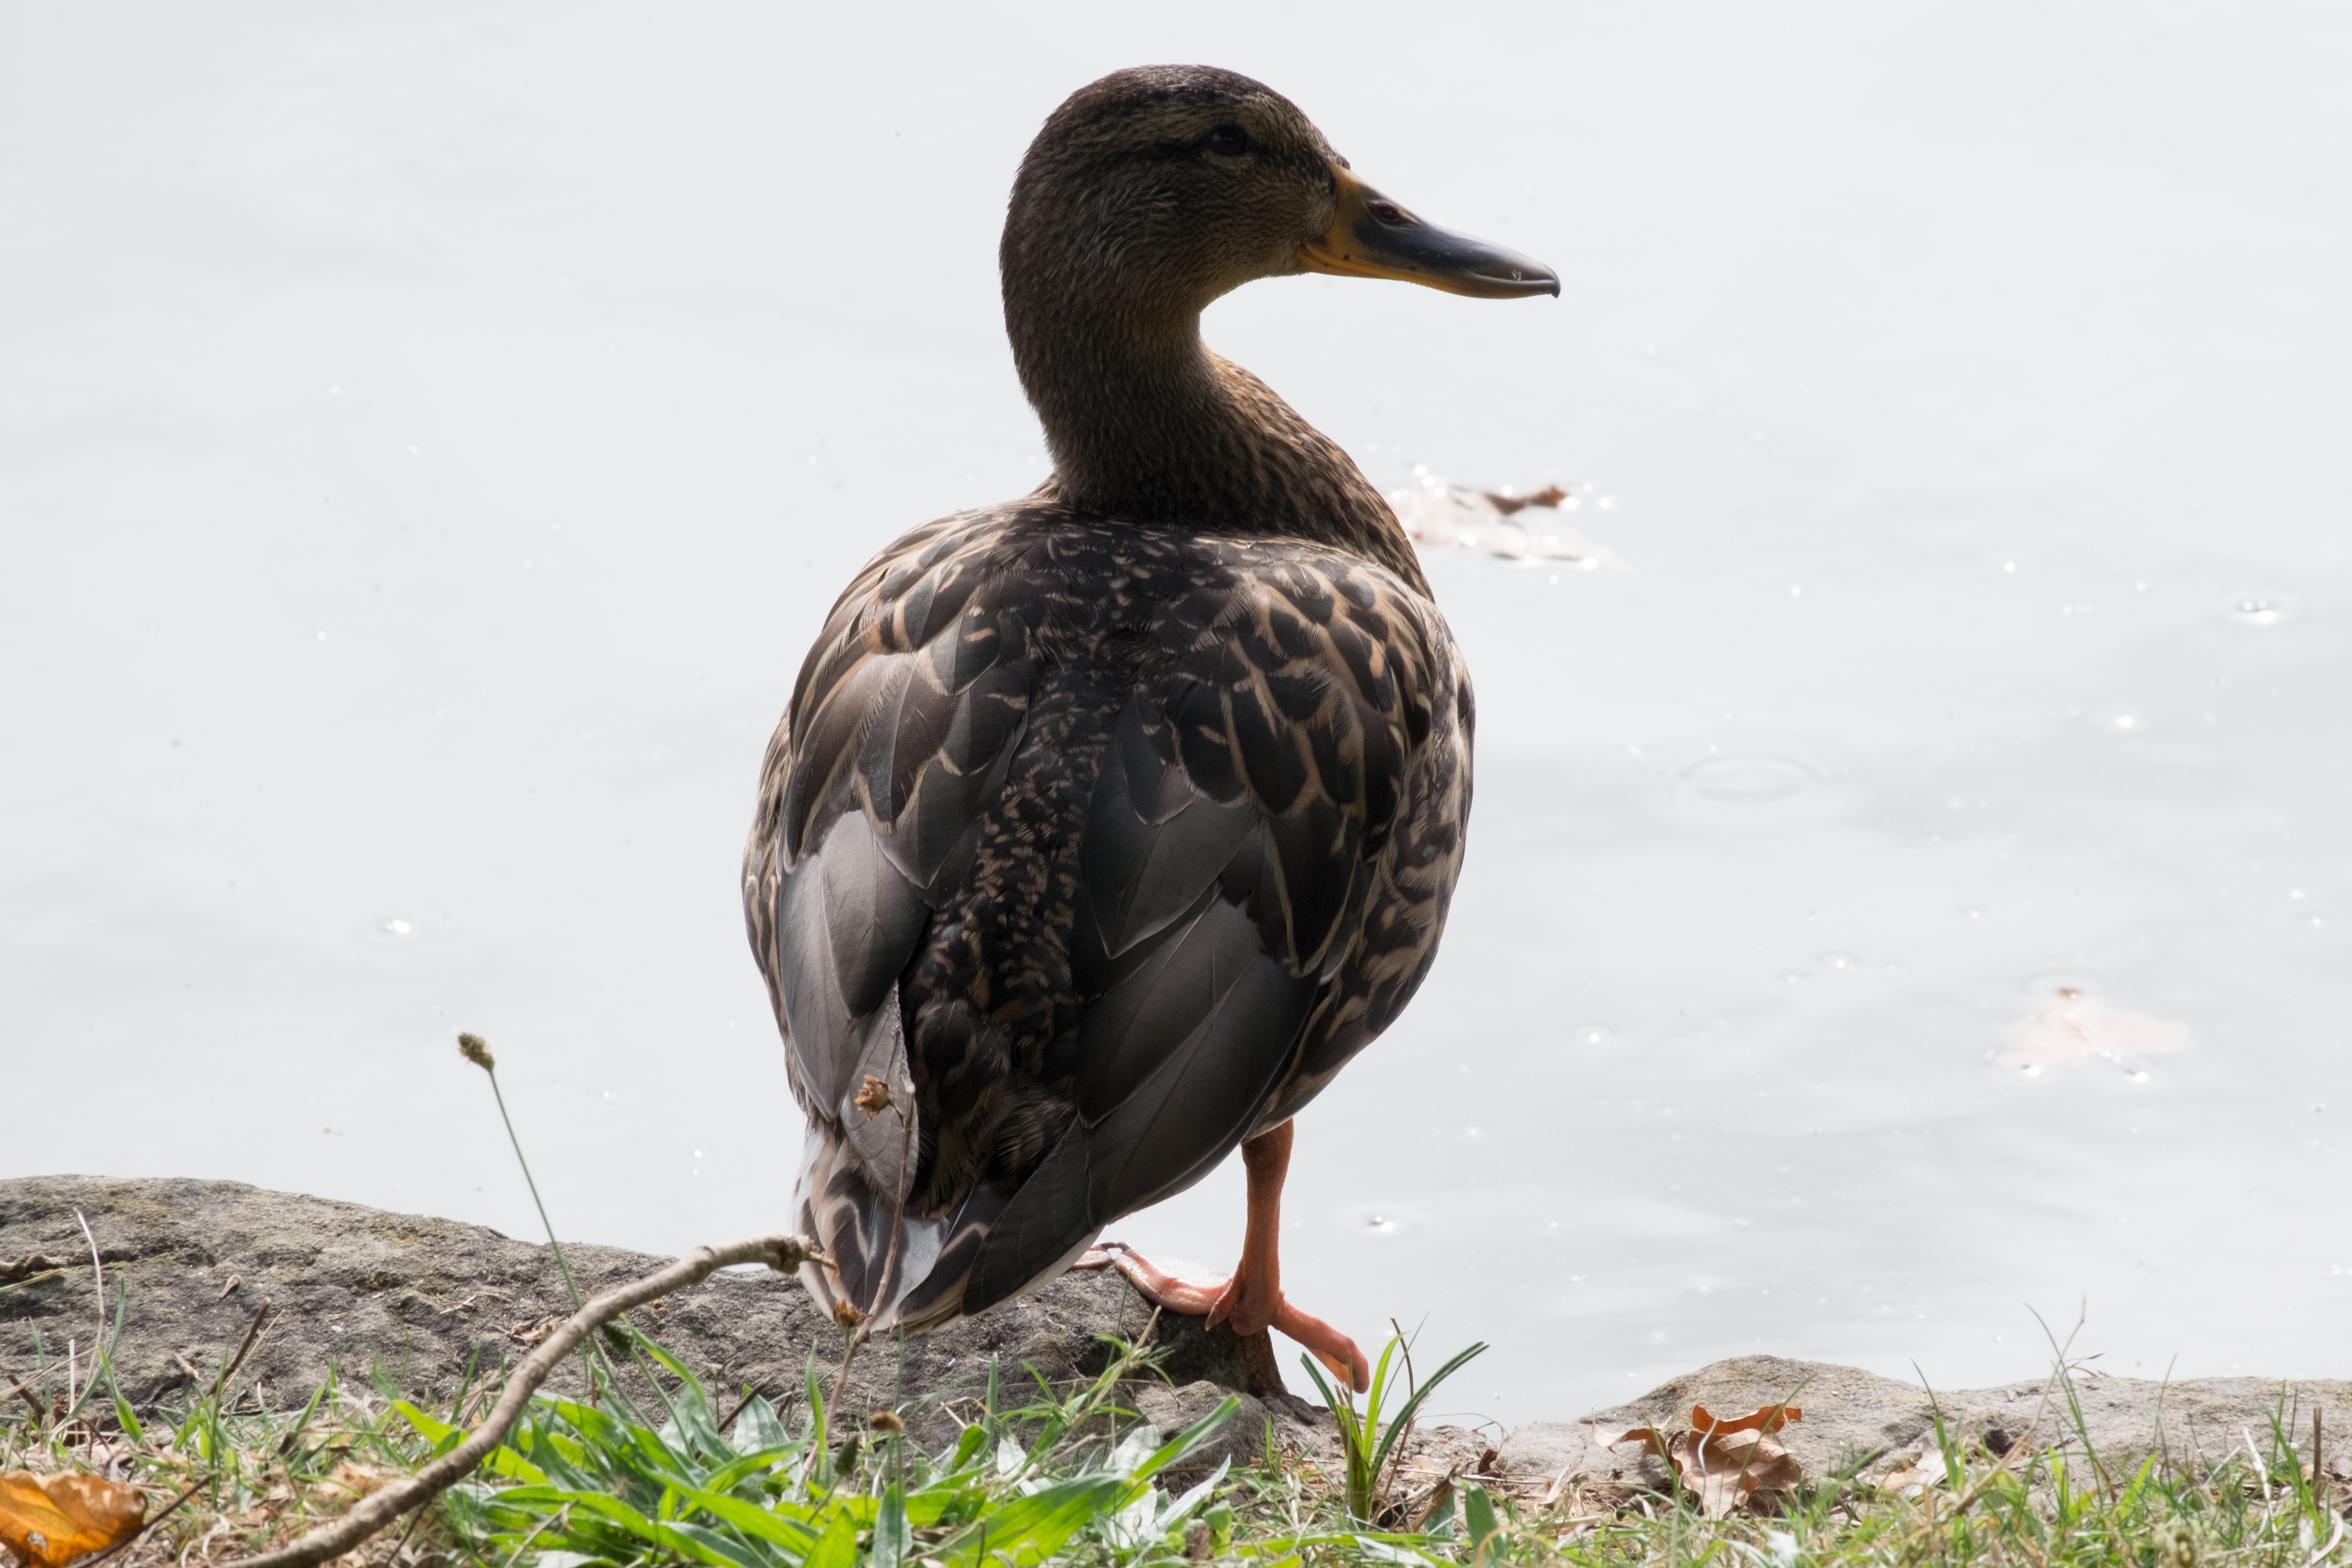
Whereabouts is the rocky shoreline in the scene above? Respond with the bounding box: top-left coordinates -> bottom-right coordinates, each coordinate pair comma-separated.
6,1176 -> 2346,1495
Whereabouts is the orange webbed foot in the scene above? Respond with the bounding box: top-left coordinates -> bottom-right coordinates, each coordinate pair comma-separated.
1076,1243 -> 1370,1393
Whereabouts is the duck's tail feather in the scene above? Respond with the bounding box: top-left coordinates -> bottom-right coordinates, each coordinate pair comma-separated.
792,1120 -> 945,1335
794,1119 -> 1106,1337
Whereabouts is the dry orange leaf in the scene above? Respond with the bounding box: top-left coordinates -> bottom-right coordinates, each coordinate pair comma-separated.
853,1075 -> 894,1116
1595,1405 -> 1805,1518
0,1470 -> 146,1567
1692,1403 -> 1801,1435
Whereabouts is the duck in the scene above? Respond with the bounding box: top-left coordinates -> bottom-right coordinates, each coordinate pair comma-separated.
742,64 -> 1554,1392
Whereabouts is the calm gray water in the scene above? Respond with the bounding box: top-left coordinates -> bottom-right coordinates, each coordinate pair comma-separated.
6,3 -> 2348,1419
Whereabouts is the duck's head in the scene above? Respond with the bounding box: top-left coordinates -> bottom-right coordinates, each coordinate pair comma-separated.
1001,66 -> 1552,556
1002,64 -> 1555,347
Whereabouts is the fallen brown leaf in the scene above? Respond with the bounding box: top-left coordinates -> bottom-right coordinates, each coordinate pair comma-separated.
308,1463 -> 396,1514
1692,1404 -> 1801,1435
1874,1449 -> 1948,1495
1596,1404 -> 1805,1517
506,1314 -> 567,1348
0,1470 -> 147,1567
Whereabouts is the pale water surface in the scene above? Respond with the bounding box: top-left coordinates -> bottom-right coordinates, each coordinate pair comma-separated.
5,3 -> 2349,1419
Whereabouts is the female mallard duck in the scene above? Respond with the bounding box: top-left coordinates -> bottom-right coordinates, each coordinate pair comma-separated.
743,64 -> 1553,1391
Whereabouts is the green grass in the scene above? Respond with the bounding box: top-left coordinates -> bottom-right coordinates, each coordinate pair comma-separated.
6,1324 -> 2346,1568
1298,1328 -> 1486,1527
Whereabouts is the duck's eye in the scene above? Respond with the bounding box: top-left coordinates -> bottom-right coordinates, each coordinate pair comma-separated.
1205,124 -> 1252,156
1370,199 -> 1409,225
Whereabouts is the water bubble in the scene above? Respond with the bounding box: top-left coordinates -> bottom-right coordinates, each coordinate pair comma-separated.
1660,741 -> 1851,828
1678,754 -> 1819,805
1820,952 -> 1859,971
381,918 -> 411,936
2226,592 -> 2298,627
1572,1025 -> 1612,1047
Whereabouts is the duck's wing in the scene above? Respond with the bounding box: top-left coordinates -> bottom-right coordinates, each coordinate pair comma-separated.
743,511 -> 1027,1320
745,512 -> 1458,1330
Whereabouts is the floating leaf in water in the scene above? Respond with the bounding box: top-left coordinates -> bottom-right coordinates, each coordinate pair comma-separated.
0,1470 -> 147,1566
1387,480 -> 1626,566
1595,1404 -> 1804,1517
1482,483 -> 1570,515
1998,989 -> 2193,1075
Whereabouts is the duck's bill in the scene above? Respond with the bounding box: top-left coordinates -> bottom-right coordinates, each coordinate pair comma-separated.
1298,166 -> 1558,299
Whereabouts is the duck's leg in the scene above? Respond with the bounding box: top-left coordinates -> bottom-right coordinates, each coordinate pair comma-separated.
1078,1122 -> 1371,1393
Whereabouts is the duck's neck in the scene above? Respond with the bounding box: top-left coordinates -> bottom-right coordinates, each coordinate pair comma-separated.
1005,296 -> 1428,590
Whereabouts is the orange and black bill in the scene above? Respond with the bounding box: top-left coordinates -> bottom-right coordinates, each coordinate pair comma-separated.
1298,166 -> 1557,299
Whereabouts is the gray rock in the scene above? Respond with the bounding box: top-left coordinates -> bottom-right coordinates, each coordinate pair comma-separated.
0,1175 -> 1303,1452
1129,1379 -> 1276,1477
1495,1352 -> 2352,1497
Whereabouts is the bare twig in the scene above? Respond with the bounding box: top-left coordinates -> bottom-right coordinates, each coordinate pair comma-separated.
79,1480 -> 206,1568
495,1502 -> 573,1568
213,1300 -> 276,1402
384,1496 -> 431,1564
827,1324 -> 863,1427
718,1379 -> 776,1435
6,1371 -> 49,1421
213,1233 -> 817,1568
